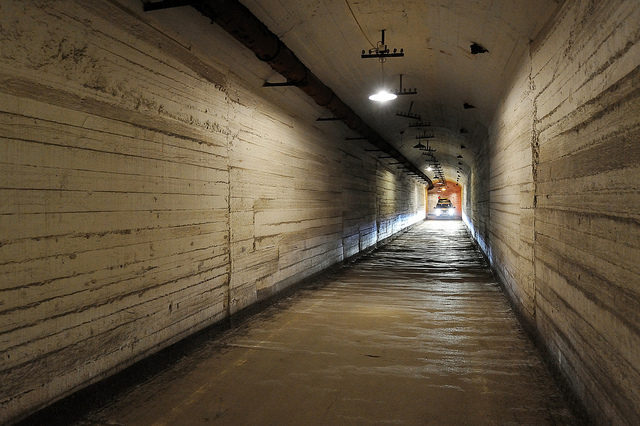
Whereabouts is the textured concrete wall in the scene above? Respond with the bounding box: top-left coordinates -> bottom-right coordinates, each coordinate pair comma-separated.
487,54 -> 538,319
464,146 -> 491,254
471,0 -> 640,423
0,1 -> 425,422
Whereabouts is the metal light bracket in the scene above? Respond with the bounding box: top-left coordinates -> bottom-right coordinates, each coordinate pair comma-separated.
396,101 -> 420,120
416,132 -> 434,140
361,30 -> 404,60
395,74 -> 417,96
396,111 -> 421,120
409,121 -> 431,128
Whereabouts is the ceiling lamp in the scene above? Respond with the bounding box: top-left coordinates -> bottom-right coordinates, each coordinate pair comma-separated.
362,30 -> 404,104
369,89 -> 397,102
427,166 -> 433,171
368,63 -> 396,103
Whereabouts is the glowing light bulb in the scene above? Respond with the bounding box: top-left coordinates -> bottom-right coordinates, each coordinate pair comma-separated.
427,166 -> 433,171
368,89 -> 397,102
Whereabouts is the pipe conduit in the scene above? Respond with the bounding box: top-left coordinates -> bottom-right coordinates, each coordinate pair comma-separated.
186,0 -> 433,188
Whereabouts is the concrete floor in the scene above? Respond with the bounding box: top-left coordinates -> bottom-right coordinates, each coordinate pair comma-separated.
41,220 -> 579,425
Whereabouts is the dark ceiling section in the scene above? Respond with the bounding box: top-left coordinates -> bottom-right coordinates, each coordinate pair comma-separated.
143,0 -> 434,189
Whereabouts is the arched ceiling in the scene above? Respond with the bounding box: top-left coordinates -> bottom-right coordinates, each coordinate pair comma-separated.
240,0 -> 562,182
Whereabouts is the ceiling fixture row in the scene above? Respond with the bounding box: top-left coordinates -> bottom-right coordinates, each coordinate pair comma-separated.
360,28 -> 450,184
361,30 -> 408,103
356,27 -> 486,185
413,134 -> 446,183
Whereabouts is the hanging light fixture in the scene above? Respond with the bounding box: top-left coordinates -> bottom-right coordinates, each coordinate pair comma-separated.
363,30 -> 402,103
369,61 -> 396,102
369,89 -> 397,102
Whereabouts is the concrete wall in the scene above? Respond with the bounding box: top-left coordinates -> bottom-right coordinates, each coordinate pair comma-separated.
0,1 -> 425,422
468,0 -> 640,423
464,144 -> 491,254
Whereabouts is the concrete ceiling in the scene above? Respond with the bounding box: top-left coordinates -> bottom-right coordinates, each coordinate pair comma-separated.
240,0 -> 562,183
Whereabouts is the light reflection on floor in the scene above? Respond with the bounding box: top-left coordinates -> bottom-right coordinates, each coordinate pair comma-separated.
425,216 -> 462,225
50,220 -> 581,425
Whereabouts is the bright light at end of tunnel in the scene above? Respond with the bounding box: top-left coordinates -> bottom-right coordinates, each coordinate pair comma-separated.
426,166 -> 433,171
368,89 -> 397,102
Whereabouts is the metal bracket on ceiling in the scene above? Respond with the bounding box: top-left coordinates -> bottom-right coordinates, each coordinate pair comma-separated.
409,121 -> 431,128
415,139 -> 436,153
396,111 -> 421,119
361,30 -> 405,60
416,132 -> 434,140
396,101 -> 420,120
395,74 -> 417,96
142,0 -> 199,11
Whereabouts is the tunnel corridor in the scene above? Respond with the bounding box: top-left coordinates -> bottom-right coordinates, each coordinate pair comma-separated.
1,0 -> 639,424
20,221 -> 581,425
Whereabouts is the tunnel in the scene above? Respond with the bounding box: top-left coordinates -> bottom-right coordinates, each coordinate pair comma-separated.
0,0 -> 638,424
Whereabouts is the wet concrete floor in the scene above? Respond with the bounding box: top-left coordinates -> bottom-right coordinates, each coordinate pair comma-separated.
39,220 -> 580,425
